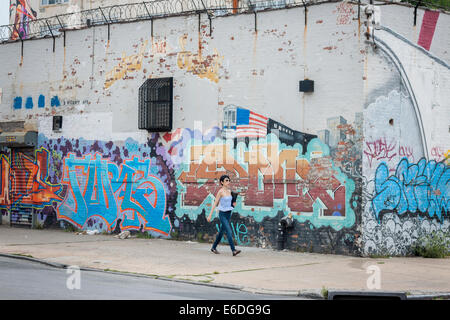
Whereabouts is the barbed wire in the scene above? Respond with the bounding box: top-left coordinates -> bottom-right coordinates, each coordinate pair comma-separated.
0,0 -> 312,43
3,0 -> 447,43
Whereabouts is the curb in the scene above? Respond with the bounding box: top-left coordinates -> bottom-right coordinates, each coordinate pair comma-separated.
0,253 -> 69,269
0,253 -> 305,298
406,293 -> 450,300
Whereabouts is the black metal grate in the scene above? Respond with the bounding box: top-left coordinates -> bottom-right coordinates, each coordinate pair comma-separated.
139,77 -> 173,132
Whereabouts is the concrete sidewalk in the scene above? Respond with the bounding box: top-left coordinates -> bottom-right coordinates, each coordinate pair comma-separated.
1,225 -> 449,299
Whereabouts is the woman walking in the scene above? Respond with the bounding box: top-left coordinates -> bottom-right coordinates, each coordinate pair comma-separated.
207,175 -> 241,256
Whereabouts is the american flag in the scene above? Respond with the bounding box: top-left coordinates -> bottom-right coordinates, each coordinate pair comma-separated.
236,108 -> 268,138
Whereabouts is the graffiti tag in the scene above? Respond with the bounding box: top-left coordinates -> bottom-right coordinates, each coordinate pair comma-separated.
57,154 -> 171,235
0,148 -> 62,209
176,135 -> 356,231
372,158 -> 449,222
215,221 -> 250,246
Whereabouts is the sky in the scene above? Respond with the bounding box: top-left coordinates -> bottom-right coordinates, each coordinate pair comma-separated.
1,1 -> 9,26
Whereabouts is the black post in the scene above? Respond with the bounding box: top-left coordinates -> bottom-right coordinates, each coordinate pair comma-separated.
414,0 -> 423,26
45,20 -> 55,52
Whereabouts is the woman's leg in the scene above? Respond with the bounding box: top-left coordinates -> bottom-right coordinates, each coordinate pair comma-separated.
212,212 -> 225,250
221,211 -> 236,252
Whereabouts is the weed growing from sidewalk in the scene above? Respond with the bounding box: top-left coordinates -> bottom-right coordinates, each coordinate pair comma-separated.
34,223 -> 44,230
412,230 -> 450,258
321,286 -> 329,300
63,223 -> 80,233
368,253 -> 391,259
196,232 -> 206,243
136,232 -> 153,239
13,253 -> 34,258
170,229 -> 180,240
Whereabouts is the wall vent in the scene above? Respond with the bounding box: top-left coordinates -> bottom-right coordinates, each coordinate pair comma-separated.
53,116 -> 63,131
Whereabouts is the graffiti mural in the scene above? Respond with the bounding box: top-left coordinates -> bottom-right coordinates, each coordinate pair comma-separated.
365,138 -> 416,169
148,105 -> 362,254
10,0 -> 37,41
0,101 -> 362,254
372,158 -> 449,222
363,79 -> 449,255
57,153 -> 171,235
222,105 -> 317,151
159,126 -> 221,167
35,135 -> 175,235
0,148 -> 62,209
175,134 -> 356,231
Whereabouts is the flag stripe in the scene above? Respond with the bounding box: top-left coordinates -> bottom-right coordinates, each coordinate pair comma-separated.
236,126 -> 266,131
249,118 -> 267,127
237,125 -> 266,130
236,132 -> 266,136
250,111 -> 268,121
236,129 -> 266,133
236,134 -> 266,138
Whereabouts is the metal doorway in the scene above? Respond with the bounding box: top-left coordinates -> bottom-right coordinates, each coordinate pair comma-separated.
0,130 -> 38,227
9,147 -> 36,227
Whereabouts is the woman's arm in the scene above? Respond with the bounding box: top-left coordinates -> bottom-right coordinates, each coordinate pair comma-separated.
207,190 -> 222,222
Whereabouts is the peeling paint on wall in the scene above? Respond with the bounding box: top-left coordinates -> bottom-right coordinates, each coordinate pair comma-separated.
177,35 -> 223,83
104,41 -> 148,89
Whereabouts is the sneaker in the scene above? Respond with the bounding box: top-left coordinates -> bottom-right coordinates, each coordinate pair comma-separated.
211,248 -> 220,254
232,250 -> 241,256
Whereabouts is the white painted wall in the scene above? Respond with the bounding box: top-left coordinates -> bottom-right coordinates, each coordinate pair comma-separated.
1,3 -> 367,142
362,22 -> 450,256
378,2 -> 450,64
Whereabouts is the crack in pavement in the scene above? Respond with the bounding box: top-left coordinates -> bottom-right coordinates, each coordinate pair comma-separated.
175,262 -> 323,278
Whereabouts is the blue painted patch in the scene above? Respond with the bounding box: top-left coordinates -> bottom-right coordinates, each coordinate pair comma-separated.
25,97 -> 33,109
38,95 -> 45,108
13,97 -> 22,109
51,96 -> 60,107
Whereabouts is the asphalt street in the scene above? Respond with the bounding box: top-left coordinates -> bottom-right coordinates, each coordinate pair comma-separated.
0,256 -> 306,300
